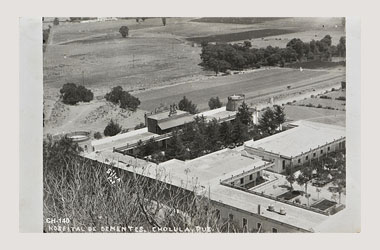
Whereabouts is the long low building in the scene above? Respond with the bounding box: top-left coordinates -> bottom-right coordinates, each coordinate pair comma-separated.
244,120 -> 346,173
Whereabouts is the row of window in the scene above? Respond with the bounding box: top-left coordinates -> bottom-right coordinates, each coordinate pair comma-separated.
287,146 -> 333,167
228,213 -> 278,233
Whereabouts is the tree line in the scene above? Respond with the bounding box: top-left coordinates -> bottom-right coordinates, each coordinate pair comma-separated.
199,35 -> 346,74
135,101 -> 286,163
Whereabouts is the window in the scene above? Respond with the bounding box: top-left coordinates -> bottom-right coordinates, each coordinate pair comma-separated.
306,155 -> 309,160
242,218 -> 247,228
229,213 -> 234,221
298,159 -> 301,164
282,160 -> 286,170
313,152 -> 316,157
320,149 -> 323,154
272,228 -> 278,233
240,178 -> 244,185
249,174 -> 253,181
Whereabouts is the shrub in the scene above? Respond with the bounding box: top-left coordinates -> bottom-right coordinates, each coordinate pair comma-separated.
119,26 -> 129,38
331,88 -> 336,91
60,83 -> 94,105
104,120 -> 122,136
105,86 -> 140,111
134,122 -> 146,130
306,103 -> 314,107
335,96 -> 346,101
317,104 -> 323,108
208,96 -> 223,110
94,132 -> 102,139
320,95 -> 332,99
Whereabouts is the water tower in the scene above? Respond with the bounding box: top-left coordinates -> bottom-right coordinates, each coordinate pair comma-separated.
226,94 -> 245,111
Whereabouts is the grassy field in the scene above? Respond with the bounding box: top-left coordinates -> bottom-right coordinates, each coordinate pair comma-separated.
293,88 -> 346,111
284,105 -> 346,127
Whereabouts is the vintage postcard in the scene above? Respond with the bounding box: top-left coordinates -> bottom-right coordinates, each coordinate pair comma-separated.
20,16 -> 360,233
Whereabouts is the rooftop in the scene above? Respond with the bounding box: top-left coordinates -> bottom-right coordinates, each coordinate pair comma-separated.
147,109 -> 189,121
84,144 -> 332,231
244,120 -> 346,158
91,127 -> 157,151
158,115 -> 196,130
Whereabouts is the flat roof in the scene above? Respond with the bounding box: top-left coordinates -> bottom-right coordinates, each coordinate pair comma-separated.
244,120 -> 345,158
84,145 -> 333,231
147,110 -> 188,121
91,128 -> 157,151
158,115 -> 195,130
159,148 -> 269,186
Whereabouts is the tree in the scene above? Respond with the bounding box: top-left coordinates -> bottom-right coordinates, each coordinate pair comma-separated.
337,36 -> 346,57
104,120 -> 122,136
162,18 -> 166,26
236,102 -> 253,126
296,164 -> 314,206
94,132 -> 102,139
119,26 -> 129,38
286,38 -> 305,60
60,83 -> 94,105
257,108 -> 277,136
105,86 -> 140,111
286,172 -> 296,191
178,96 -> 198,114
166,130 -> 189,161
208,96 -> 223,110
231,119 -> 249,144
273,105 -> 286,130
53,18 -> 59,26
219,122 -> 233,146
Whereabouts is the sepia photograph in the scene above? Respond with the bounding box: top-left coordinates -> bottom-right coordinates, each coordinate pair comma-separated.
38,16 -> 354,233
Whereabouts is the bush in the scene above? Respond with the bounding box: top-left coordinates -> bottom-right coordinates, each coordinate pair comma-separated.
320,95 -> 332,99
178,96 -> 198,114
105,86 -> 140,111
335,96 -> 346,101
119,26 -> 129,38
94,132 -> 102,139
104,120 -> 122,137
208,96 -> 223,110
134,122 -> 146,130
60,83 -> 94,105
317,104 -> 323,108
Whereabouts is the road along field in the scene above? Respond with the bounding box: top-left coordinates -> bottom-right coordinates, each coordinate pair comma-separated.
134,68 -> 346,112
